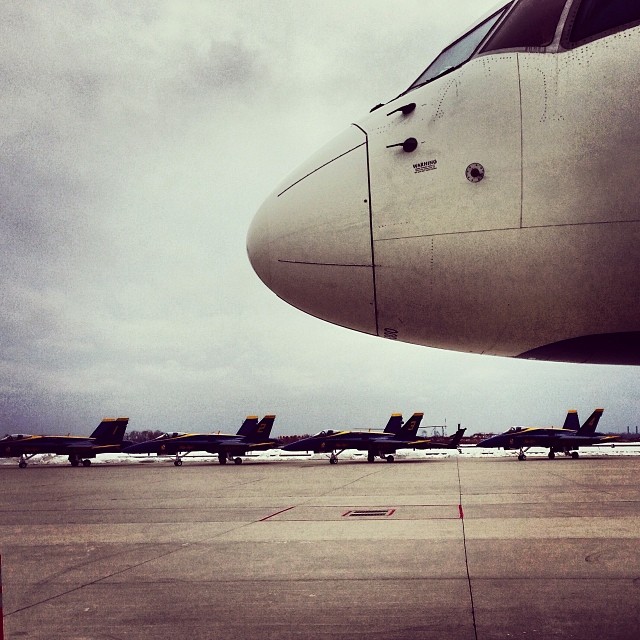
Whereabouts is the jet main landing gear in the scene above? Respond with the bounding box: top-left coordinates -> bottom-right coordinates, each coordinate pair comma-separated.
366,451 -> 395,463
68,455 -> 92,467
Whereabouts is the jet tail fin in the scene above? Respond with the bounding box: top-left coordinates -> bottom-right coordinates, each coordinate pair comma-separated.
91,417 -> 129,444
448,427 -> 466,448
236,416 -> 259,437
577,408 -> 604,435
383,413 -> 403,435
399,413 -> 424,438
237,415 -> 276,440
254,415 -> 276,439
563,410 -> 580,431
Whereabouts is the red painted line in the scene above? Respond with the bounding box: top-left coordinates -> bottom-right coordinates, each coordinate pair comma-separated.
458,504 -> 464,519
259,506 -> 295,521
342,510 -> 352,517
387,509 -> 396,517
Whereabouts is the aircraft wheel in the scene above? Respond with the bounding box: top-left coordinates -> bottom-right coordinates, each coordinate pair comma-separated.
218,455 -> 227,465
329,456 -> 338,464
70,459 -> 79,467
571,451 -> 580,459
386,455 -> 395,463
82,459 -> 91,467
517,453 -> 526,461
19,461 -> 27,469
174,460 -> 182,466
367,452 -> 375,463
548,451 -> 555,460
234,457 -> 243,465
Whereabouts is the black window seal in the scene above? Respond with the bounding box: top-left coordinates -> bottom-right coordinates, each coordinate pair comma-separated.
401,2 -> 513,96
561,0 -> 640,49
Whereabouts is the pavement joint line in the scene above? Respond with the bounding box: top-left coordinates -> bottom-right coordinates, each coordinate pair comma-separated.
456,457 -> 478,640
5,544 -> 188,618
544,469 -> 621,497
3,512 -> 274,618
322,467 -> 390,493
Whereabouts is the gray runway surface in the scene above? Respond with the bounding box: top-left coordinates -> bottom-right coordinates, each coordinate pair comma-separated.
1,456 -> 640,639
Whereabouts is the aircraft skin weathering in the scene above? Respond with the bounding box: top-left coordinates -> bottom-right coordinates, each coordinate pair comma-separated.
247,0 -> 640,365
0,417 -> 130,468
122,415 -> 278,465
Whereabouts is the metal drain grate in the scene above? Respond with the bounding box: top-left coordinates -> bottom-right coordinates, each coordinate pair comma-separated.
342,509 -> 396,517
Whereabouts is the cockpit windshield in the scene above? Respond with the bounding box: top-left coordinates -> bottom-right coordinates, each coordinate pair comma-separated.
1,434 -> 32,440
313,430 -> 335,437
155,432 -> 186,440
406,3 -> 511,92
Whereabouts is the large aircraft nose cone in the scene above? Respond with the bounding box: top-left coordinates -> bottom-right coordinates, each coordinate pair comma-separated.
247,126 -> 377,335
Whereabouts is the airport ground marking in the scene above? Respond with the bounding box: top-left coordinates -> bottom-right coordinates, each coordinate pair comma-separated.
1,554 -> 4,640
259,506 -> 296,521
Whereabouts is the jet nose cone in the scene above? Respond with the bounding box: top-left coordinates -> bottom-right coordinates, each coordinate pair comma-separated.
247,126 -> 378,336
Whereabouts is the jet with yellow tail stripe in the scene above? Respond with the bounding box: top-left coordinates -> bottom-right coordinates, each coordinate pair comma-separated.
0,417 -> 130,468
122,415 -> 277,465
477,409 -> 616,460
282,412 -> 465,464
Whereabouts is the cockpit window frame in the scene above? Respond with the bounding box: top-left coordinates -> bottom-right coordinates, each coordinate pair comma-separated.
479,0 -> 572,55
403,2 -> 513,95
561,0 -> 640,49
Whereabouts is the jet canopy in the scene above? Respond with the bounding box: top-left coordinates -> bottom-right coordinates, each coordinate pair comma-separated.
313,430 -> 335,437
154,432 -> 188,440
1,434 -> 33,440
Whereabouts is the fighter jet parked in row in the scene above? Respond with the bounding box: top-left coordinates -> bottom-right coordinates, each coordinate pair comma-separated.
0,417 -> 130,468
282,413 -> 465,464
247,0 -> 640,364
477,409 -> 616,460
123,415 -> 277,465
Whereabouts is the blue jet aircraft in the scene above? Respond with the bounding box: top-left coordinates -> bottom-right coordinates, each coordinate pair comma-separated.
123,415 -> 277,465
0,417 -> 130,468
477,408 -> 616,460
283,412 -> 465,464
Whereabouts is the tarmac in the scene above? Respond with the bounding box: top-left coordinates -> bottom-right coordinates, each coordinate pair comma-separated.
1,455 -> 640,639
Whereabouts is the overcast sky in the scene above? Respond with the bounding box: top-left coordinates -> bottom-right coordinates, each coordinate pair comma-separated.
1,0 -> 638,438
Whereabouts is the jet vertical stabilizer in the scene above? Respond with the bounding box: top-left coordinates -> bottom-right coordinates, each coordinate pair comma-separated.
90,417 -> 129,444
383,413 -> 404,435
235,416 -> 259,437
577,409 -> 604,436
448,428 -> 466,449
398,413 -> 424,438
562,410 -> 580,432
252,415 -> 277,439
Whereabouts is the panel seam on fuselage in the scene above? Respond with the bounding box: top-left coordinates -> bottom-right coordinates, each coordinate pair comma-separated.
374,218 -> 640,242
517,52 -> 524,229
352,122 -> 380,337
278,260 -> 371,267
276,141 -> 366,198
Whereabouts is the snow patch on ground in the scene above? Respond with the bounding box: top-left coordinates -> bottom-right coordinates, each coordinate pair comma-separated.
1,444 -> 639,467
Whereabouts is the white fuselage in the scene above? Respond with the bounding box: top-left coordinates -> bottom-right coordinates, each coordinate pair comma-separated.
247,1 -> 640,364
